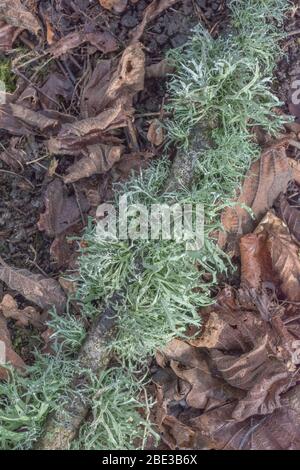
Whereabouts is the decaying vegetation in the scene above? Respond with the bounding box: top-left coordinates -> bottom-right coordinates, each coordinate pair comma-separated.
1,0 -> 300,451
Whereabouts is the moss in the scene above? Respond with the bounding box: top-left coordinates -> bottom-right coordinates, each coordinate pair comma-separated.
0,58 -> 16,93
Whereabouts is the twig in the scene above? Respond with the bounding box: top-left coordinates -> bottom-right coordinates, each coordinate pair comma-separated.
286,28 -> 300,37
0,169 -> 34,188
12,68 -> 60,109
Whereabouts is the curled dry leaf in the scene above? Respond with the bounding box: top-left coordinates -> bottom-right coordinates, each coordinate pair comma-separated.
80,60 -> 114,118
131,0 -> 180,42
48,103 -> 129,157
0,0 -> 40,35
64,144 -> 123,184
112,150 -> 153,180
154,287 -> 300,450
45,18 -> 55,45
147,119 -> 164,146
38,179 -> 89,268
277,193 -> 300,243
219,146 -> 293,250
38,179 -> 90,237
99,0 -> 128,13
145,59 -> 175,79
105,42 -> 145,106
0,314 -> 26,380
255,211 -> 300,302
39,73 -> 73,110
0,21 -> 21,51
0,138 -> 26,171
240,210 -> 300,301
49,31 -> 118,58
0,104 -> 67,136
0,294 -> 42,328
80,42 -> 145,119
0,258 -> 66,313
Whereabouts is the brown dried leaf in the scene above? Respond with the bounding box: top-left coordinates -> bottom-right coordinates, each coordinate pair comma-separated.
190,386 -> 300,449
240,234 -> 262,289
99,0 -> 128,13
255,211 -> 300,302
0,104 -> 62,136
0,138 -> 26,171
160,339 -> 238,410
39,73 -> 73,110
145,59 -> 174,79
239,232 -> 275,289
80,43 -> 145,119
80,60 -> 114,118
219,146 -> 293,249
0,21 -> 21,51
131,0 -> 180,42
105,42 -> 145,105
0,0 -> 40,35
278,193 -> 300,243
64,144 -> 123,184
0,258 -> 66,313
147,119 -> 164,146
0,314 -> 26,379
48,103 -> 129,157
155,287 -> 300,450
112,151 -> 153,180
38,179 -> 90,237
0,294 -> 42,328
49,31 -> 118,58
45,18 -> 55,45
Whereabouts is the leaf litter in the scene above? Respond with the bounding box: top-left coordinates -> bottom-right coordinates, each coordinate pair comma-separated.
0,0 -> 204,391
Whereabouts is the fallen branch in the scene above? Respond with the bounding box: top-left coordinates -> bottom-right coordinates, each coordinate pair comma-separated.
34,294 -> 121,450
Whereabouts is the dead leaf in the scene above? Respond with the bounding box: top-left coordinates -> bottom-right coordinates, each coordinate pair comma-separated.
131,0 -> 180,42
80,42 -> 145,121
154,286 -> 300,450
0,258 -> 66,313
0,138 -> 26,171
112,151 -> 153,180
219,146 -> 293,249
0,0 -> 40,35
255,211 -> 300,302
50,234 -> 75,269
45,18 -> 55,45
80,60 -> 114,118
0,20 -> 21,50
0,294 -> 42,328
0,314 -> 26,379
145,59 -> 174,79
64,144 -> 123,184
0,104 -> 64,136
48,158 -> 58,177
105,42 -> 145,106
147,119 -> 164,146
190,385 -> 300,449
49,30 -> 118,58
38,179 -> 89,237
48,103 -> 129,157
39,73 -> 73,110
99,0 -> 128,13
278,193 -> 300,243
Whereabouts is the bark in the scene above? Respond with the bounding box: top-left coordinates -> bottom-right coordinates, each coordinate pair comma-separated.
34,294 -> 121,450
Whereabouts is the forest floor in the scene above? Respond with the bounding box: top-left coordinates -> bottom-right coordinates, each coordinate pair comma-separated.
1,0 -> 300,451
